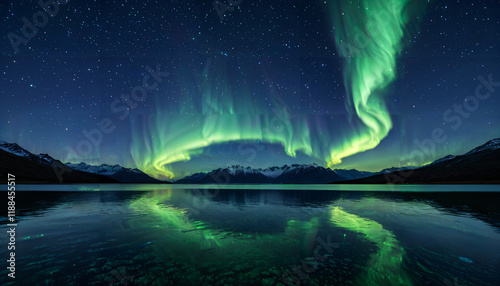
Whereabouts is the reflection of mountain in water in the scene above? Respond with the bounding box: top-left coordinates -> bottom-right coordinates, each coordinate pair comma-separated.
179,189 -> 500,234
7,189 -> 500,236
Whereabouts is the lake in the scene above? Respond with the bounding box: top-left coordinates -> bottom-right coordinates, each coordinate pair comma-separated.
1,184 -> 500,285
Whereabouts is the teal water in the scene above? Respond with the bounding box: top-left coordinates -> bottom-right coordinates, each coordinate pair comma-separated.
1,184 -> 499,285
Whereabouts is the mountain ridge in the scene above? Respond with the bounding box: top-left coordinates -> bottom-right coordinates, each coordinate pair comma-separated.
174,164 -> 414,184
340,138 -> 500,184
66,162 -> 163,183
0,141 -> 117,184
0,141 -> 165,184
1,138 -> 498,184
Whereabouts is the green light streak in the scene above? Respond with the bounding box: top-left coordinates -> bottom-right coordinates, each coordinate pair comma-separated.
327,0 -> 415,166
329,206 -> 412,285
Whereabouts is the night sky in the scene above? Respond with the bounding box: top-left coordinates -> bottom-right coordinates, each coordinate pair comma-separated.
1,0 -> 499,179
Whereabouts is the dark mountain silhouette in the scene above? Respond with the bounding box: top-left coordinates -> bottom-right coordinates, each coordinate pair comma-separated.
339,138 -> 500,184
0,141 -> 165,184
66,162 -> 164,183
0,142 -> 117,184
176,164 -> 361,184
2,138 -> 498,184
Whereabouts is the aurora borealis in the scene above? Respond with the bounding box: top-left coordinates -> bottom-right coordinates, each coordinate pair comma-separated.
129,0 -> 420,179
327,0 -> 414,166
1,0 -> 499,179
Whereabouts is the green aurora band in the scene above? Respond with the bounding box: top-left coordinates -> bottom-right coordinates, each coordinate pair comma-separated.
130,58 -> 319,179
327,0 -> 414,166
130,0 -> 420,179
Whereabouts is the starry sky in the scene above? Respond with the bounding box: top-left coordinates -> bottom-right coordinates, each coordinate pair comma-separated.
1,0 -> 499,179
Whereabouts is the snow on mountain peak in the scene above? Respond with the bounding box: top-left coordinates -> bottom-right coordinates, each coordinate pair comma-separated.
221,163 -> 327,179
0,141 -> 57,166
225,165 -> 260,175
66,162 -> 123,175
429,155 -> 456,165
37,153 -> 55,163
260,167 -> 285,178
0,141 -> 30,157
65,162 -> 144,176
464,138 -> 500,155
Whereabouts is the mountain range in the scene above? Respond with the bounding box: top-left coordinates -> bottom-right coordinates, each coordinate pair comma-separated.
0,141 -> 163,184
65,162 -> 162,183
1,138 -> 499,184
176,138 -> 500,184
175,164 -> 414,184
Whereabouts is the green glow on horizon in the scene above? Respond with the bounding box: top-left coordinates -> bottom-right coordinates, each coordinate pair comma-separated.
329,206 -> 412,285
131,114 -> 313,179
327,0 -> 414,167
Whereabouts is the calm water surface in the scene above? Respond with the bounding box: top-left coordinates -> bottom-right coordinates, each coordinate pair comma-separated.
1,184 -> 499,286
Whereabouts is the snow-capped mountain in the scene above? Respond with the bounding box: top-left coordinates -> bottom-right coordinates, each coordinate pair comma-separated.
184,165 -> 272,184
2,137 -> 498,184
66,162 -> 163,183
0,141 -> 163,183
428,138 -> 500,167
343,138 -> 500,184
273,164 -> 345,184
66,162 -> 140,176
0,141 -> 32,157
0,141 -> 117,184
0,141 -> 57,166
176,164 -> 373,184
176,138 -> 500,184
260,165 -> 288,179
464,138 -> 500,156
175,164 -> 424,184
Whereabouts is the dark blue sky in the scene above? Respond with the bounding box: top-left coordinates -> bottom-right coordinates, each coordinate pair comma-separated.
1,0 -> 499,178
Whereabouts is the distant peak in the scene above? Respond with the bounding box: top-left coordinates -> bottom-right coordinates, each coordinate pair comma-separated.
228,164 -> 245,169
0,141 -> 21,147
464,138 -> 500,156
